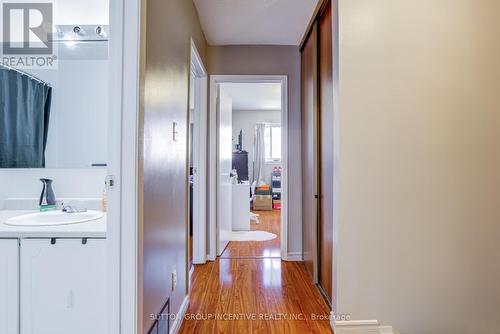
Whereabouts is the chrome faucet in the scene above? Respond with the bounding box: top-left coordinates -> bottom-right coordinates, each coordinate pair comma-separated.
61,202 -> 87,213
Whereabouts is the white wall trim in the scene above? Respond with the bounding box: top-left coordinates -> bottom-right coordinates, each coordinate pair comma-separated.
188,264 -> 195,281
107,0 -> 141,334
189,38 -> 208,265
108,0 -> 123,332
332,319 -> 399,334
208,75 -> 289,261
331,0 -> 341,310
169,296 -> 189,334
286,252 -> 303,261
109,0 -> 142,333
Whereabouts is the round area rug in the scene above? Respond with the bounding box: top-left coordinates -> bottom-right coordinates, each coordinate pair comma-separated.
230,230 -> 277,242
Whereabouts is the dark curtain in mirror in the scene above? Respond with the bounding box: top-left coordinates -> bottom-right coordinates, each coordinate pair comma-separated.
0,67 -> 52,168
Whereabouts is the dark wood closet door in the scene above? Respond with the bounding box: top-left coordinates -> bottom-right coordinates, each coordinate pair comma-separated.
301,24 -> 318,280
318,0 -> 334,303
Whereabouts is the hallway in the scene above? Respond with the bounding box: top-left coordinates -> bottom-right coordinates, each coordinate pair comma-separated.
182,210 -> 332,333
180,258 -> 333,333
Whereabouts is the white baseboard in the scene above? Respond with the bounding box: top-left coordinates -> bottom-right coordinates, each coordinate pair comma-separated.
189,265 -> 194,281
285,252 -> 303,261
169,296 -> 189,334
332,319 -> 399,334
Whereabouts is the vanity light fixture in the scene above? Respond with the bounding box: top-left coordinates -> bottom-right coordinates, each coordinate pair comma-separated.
95,26 -> 107,38
73,26 -> 83,35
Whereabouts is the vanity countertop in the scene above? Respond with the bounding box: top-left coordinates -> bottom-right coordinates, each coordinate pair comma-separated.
0,210 -> 106,238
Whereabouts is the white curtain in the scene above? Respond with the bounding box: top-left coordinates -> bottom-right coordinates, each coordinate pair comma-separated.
253,123 -> 266,186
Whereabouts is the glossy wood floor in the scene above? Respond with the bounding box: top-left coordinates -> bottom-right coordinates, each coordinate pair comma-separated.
220,210 -> 281,258
180,209 -> 333,334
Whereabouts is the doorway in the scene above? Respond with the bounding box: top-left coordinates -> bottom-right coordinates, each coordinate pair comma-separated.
208,76 -> 289,260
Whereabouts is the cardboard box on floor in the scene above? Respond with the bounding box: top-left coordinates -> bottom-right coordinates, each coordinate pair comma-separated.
253,195 -> 273,211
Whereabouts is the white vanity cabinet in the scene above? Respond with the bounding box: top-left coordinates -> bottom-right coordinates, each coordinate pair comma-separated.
0,239 -> 19,334
20,238 -> 107,334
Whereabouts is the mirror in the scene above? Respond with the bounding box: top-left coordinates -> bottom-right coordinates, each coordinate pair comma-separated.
0,26 -> 109,168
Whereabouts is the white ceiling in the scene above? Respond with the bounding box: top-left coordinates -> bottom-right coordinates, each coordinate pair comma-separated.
221,83 -> 282,110
193,0 -> 319,46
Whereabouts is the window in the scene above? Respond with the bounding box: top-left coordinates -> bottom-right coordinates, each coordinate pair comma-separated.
264,124 -> 281,162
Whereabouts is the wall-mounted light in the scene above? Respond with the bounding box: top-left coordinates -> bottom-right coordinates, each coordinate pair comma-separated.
52,25 -> 110,42
73,26 -> 83,35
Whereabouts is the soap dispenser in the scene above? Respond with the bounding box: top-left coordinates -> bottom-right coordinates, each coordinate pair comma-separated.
39,178 -> 56,211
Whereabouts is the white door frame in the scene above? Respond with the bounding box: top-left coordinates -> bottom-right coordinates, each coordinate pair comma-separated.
108,0 -> 141,333
189,39 -> 208,265
208,75 -> 289,261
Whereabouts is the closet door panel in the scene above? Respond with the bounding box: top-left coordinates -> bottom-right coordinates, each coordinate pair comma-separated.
301,25 -> 318,281
318,0 -> 334,303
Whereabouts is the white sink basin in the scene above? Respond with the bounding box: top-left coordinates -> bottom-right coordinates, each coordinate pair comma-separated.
4,210 -> 104,227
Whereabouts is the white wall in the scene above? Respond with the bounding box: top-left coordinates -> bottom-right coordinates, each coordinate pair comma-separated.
337,0 -> 500,333
0,168 -> 106,209
53,0 -> 109,25
232,109 -> 281,185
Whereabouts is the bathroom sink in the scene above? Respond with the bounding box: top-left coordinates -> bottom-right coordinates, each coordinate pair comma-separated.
4,210 -> 104,227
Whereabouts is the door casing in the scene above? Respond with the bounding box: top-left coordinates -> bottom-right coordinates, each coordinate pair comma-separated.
208,75 -> 289,261
188,39 -> 209,265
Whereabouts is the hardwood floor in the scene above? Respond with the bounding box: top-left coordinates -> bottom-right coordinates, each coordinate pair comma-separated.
180,210 -> 333,334
180,259 -> 333,334
220,210 -> 281,258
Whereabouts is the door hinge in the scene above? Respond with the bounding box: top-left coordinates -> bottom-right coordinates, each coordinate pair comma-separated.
105,175 -> 116,190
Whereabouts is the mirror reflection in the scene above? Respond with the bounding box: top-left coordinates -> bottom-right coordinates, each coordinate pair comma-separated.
0,25 -> 109,168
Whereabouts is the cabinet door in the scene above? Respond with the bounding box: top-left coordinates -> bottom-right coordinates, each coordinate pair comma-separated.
20,239 -> 107,334
0,239 -> 19,334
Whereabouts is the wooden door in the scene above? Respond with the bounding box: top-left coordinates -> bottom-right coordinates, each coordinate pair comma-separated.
318,0 -> 334,302
301,24 -> 318,281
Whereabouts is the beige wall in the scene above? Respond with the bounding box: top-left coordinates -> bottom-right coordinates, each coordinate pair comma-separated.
140,0 -> 207,332
208,46 -> 302,253
337,0 -> 500,333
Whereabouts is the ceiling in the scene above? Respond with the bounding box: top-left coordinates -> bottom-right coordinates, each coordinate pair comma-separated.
193,0 -> 319,46
221,83 -> 282,110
